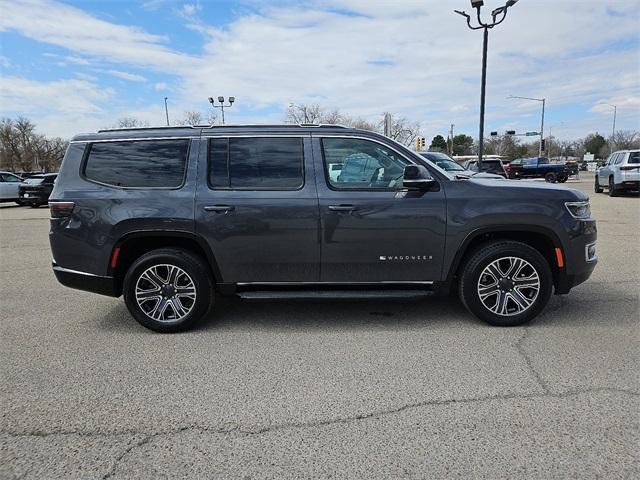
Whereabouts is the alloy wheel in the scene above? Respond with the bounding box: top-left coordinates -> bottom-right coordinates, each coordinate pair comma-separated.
135,264 -> 197,322
477,256 -> 540,316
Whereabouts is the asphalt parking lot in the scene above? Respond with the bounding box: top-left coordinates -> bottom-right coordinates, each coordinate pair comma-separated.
1,176 -> 638,479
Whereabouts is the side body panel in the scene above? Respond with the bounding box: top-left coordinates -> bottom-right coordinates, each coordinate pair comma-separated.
49,133 -> 199,276
194,135 -> 320,283
311,134 -> 447,282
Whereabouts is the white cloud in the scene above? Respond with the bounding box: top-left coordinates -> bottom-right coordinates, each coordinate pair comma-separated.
65,55 -> 90,65
1,0 -> 639,139
102,69 -> 147,82
0,56 -> 11,68
0,76 -> 113,114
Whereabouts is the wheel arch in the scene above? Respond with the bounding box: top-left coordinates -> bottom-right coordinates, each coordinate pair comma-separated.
109,231 -> 222,296
445,225 -> 564,290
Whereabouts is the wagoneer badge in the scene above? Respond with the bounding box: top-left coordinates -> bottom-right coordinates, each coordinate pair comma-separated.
379,255 -> 433,261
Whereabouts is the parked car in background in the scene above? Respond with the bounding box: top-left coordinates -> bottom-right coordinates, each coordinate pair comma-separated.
595,149 -> 640,196
0,172 -> 25,205
461,158 -> 508,177
509,157 -> 570,183
419,152 -> 503,179
19,173 -> 57,207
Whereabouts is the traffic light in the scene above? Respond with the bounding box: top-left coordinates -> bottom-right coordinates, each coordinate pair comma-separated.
415,137 -> 421,151
420,137 -> 426,149
540,139 -> 546,151
506,130 -> 516,135
490,131 -> 498,136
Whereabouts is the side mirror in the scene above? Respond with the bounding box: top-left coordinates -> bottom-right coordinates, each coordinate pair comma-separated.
403,165 -> 435,190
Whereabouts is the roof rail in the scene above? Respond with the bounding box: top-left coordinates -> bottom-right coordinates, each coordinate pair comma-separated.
98,123 -> 351,133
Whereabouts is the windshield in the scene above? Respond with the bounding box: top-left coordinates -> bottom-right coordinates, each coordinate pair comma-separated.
420,153 -> 465,171
24,177 -> 45,184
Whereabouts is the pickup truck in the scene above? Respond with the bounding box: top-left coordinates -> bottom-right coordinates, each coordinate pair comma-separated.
509,157 -> 570,183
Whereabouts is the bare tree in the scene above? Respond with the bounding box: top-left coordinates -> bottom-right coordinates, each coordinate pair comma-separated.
612,130 -> 640,150
0,117 -> 68,172
114,117 -> 150,128
175,111 -> 203,126
285,104 -> 324,124
379,112 -> 420,147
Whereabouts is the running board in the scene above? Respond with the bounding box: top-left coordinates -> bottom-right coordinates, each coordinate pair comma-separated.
236,289 -> 433,301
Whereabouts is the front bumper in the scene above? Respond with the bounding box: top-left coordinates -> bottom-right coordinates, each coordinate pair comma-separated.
555,219 -> 597,294
52,263 -> 119,297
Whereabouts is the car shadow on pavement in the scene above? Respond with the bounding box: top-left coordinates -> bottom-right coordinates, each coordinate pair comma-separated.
96,295 -> 483,334
95,281 -> 636,333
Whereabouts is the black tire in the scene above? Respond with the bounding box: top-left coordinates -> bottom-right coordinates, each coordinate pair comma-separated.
557,174 -> 568,183
544,172 -> 556,183
594,176 -> 603,193
459,241 -> 553,327
29,203 -> 40,208
123,248 -> 213,333
608,177 -> 618,197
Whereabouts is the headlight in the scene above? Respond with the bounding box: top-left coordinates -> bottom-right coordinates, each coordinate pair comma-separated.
565,201 -> 591,219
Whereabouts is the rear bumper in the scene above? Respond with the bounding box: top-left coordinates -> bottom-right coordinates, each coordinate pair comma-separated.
617,180 -> 640,190
52,263 -> 119,297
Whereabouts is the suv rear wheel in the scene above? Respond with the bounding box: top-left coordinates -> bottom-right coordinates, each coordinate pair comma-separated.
123,248 -> 213,332
459,241 -> 553,326
594,176 -> 603,193
608,177 -> 618,197
544,172 -> 556,183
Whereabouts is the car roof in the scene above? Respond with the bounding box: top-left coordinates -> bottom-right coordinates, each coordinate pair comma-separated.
70,124 -> 360,142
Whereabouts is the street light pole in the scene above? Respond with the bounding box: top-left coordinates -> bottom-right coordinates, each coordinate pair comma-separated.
208,96 -> 236,125
164,97 -> 170,126
455,0 -> 519,167
601,103 -> 617,153
507,95 -> 546,156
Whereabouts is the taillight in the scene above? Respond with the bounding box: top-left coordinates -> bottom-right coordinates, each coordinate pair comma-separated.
49,201 -> 75,218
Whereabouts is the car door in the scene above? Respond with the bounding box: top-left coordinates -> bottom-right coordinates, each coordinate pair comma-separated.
195,134 -> 320,283
0,173 -> 21,199
599,154 -> 615,183
312,135 -> 447,283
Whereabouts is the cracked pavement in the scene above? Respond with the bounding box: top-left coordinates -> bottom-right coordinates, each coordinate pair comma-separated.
1,178 -> 638,479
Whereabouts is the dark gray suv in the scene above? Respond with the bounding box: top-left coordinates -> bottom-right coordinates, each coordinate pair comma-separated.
49,125 -> 597,332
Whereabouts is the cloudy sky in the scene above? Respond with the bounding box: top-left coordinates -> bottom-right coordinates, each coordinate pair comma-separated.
1,0 -> 639,141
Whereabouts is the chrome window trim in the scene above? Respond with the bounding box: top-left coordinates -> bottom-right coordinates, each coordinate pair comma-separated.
70,136 -> 194,144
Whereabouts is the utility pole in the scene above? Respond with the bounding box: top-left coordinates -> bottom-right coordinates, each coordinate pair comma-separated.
599,103 -> 617,153
454,0 -> 520,168
164,97 -> 170,126
449,124 -> 455,155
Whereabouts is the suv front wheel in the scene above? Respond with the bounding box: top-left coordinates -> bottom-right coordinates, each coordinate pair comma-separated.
459,241 -> 553,326
123,248 -> 213,332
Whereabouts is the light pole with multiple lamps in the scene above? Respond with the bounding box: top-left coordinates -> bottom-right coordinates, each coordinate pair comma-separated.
454,0 -> 519,167
208,96 -> 235,125
507,95 -> 546,156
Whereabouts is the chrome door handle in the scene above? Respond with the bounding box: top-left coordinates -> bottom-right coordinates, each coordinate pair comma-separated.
204,205 -> 235,213
328,205 -> 356,212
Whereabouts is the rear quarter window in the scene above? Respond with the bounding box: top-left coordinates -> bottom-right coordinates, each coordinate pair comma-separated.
83,139 -> 190,188
627,152 -> 639,164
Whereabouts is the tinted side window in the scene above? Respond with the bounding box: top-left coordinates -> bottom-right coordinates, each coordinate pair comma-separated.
614,153 -> 625,165
628,152 -> 639,164
84,140 -> 189,188
322,137 -> 409,190
208,137 -> 303,190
